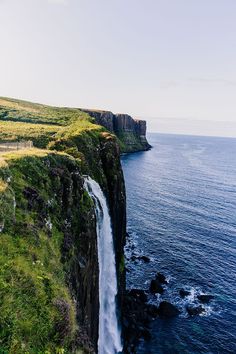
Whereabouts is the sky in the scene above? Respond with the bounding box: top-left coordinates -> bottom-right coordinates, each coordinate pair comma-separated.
0,0 -> 236,136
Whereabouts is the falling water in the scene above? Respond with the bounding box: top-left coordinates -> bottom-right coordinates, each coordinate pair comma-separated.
84,176 -> 123,354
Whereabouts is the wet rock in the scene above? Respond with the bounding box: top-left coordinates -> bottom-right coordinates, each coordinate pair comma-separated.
130,255 -> 150,263
147,304 -> 159,318
122,290 -> 158,352
156,272 -> 168,284
129,289 -> 148,303
140,255 -> 150,263
186,305 -> 205,316
197,294 -> 214,303
158,301 -> 180,318
142,328 -> 152,341
149,279 -> 164,294
179,288 -> 191,298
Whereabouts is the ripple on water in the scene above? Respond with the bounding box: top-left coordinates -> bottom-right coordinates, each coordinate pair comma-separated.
122,134 -> 236,354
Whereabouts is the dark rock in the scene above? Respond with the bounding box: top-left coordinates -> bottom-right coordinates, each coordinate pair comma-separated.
131,255 -> 150,263
186,305 -> 205,316
197,294 -> 214,303
179,288 -> 191,298
156,272 -> 168,284
129,289 -> 148,303
122,289 -> 157,352
53,298 -> 71,342
158,301 -> 180,318
142,328 -> 152,341
147,304 -> 159,318
140,255 -> 150,263
149,279 -> 164,294
23,186 -> 45,211
82,109 -> 151,153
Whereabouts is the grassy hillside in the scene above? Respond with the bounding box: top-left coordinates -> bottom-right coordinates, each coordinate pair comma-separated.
0,98 -> 120,353
0,152 -> 82,353
0,97 -> 90,126
0,97 -> 105,148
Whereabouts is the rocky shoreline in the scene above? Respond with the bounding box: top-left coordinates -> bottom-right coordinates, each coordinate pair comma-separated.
122,268 -> 215,353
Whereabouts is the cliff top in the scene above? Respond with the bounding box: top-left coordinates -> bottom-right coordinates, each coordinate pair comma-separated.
0,97 -> 150,153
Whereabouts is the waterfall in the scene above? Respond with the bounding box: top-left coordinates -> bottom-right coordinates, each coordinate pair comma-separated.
84,177 -> 123,354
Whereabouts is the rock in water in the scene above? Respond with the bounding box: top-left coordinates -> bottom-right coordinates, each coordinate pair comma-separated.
140,255 -> 151,263
149,279 -> 164,294
197,294 -> 214,303
179,288 -> 191,298
156,272 -> 168,284
158,301 -> 180,317
186,305 -> 205,316
122,289 -> 158,351
129,289 -> 148,303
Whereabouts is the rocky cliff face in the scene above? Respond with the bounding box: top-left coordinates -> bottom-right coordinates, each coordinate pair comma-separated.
0,134 -> 126,353
0,97 -> 148,353
82,110 -> 151,153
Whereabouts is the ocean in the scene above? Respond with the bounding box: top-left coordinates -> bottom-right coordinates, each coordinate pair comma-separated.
121,133 -> 236,354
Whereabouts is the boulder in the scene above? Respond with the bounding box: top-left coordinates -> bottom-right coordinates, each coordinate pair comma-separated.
158,301 -> 180,318
129,289 -> 148,303
197,294 -> 214,303
147,304 -> 159,318
179,288 -> 191,298
140,255 -> 151,263
186,305 -> 205,316
142,328 -> 152,341
156,272 -> 168,284
122,289 -> 155,351
130,255 -> 150,263
149,279 -> 164,294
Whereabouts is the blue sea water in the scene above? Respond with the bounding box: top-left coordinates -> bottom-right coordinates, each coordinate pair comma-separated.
121,133 -> 236,354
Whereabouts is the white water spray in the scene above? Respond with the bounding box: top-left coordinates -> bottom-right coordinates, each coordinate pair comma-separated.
84,177 -> 123,354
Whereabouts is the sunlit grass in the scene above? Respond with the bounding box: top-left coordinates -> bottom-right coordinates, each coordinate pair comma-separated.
0,120 -> 61,141
0,179 -> 7,192
0,96 -> 93,126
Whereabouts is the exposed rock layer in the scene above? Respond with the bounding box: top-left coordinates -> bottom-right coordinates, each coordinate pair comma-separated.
0,134 -> 126,353
82,109 -> 151,152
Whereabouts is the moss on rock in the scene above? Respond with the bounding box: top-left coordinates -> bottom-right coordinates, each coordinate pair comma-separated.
0,97 -> 127,353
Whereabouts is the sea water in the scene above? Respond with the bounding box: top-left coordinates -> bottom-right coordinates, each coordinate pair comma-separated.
122,133 -> 236,354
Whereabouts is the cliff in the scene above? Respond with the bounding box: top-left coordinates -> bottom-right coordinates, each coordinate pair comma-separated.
82,109 -> 151,153
0,97 -> 127,353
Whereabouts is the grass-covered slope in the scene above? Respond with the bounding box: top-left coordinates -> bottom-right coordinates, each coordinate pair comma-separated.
0,97 -> 104,149
0,97 -> 126,353
0,152 -> 81,353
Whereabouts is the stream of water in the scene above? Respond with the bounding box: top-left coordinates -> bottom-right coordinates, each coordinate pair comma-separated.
84,177 -> 122,354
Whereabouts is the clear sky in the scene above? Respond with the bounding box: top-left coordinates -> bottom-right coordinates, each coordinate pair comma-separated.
0,0 -> 236,136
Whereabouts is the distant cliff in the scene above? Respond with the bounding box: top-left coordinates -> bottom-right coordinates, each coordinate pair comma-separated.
82,109 -> 151,153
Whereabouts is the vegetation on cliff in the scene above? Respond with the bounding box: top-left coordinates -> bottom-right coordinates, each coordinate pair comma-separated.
0,97 -> 126,353
0,152 -> 87,353
82,109 -> 151,153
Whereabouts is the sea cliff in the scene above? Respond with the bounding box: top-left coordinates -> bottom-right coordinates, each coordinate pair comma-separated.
82,109 -> 151,153
0,97 -> 149,353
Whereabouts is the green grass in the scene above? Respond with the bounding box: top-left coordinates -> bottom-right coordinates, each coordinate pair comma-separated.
0,97 -> 118,353
0,97 -> 107,151
0,152 -> 84,353
0,121 -> 61,141
0,97 -> 90,126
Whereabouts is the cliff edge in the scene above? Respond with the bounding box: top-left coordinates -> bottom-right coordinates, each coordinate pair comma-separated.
82,109 -> 151,153
0,97 -> 126,353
